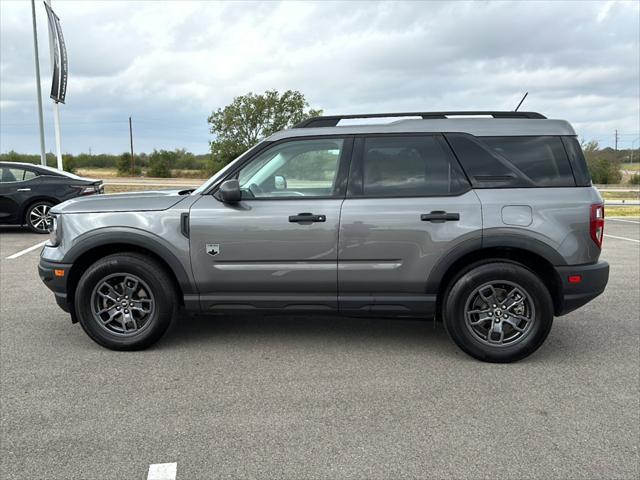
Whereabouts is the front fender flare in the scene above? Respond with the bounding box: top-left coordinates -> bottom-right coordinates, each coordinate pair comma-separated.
64,227 -> 196,294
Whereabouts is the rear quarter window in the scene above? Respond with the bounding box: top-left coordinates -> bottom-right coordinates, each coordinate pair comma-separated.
481,136 -> 575,187
561,137 -> 591,186
446,134 -> 577,188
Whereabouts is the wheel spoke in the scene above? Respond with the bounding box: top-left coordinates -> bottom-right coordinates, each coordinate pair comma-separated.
503,314 -> 530,332
98,291 -> 118,303
97,283 -> 122,305
131,298 -> 152,313
96,305 -> 115,315
502,287 -> 526,311
467,308 -> 492,326
478,285 -> 500,308
120,313 -> 131,332
486,321 -> 505,344
100,307 -> 120,325
124,276 -> 140,298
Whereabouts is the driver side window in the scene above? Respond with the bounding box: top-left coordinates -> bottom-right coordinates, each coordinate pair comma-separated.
237,138 -> 343,199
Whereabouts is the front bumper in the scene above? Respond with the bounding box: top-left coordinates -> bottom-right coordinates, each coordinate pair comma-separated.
555,260 -> 609,316
38,258 -> 73,313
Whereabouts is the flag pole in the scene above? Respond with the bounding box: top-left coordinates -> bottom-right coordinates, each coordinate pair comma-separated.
30,0 -> 47,166
44,0 -> 63,170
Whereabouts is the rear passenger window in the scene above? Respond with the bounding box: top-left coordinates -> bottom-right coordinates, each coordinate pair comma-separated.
361,135 -> 468,196
0,168 -> 26,182
481,136 -> 575,187
23,170 -> 38,180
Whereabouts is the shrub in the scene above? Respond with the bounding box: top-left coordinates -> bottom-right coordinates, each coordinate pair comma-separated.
205,156 -> 227,177
587,157 -> 622,184
116,152 -> 141,176
148,149 -> 176,178
629,174 -> 640,185
62,154 -> 77,174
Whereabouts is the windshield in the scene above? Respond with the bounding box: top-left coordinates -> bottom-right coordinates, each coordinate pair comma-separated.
191,142 -> 265,195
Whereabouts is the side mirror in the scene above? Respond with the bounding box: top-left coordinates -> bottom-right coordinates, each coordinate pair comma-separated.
214,179 -> 242,203
274,175 -> 287,190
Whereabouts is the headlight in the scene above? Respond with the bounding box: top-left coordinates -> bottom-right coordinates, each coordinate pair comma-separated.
48,215 -> 60,246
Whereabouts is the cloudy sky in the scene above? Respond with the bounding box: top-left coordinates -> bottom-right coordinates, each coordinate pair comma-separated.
1,0 -> 638,155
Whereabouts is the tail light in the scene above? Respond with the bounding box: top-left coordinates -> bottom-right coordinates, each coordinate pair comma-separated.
590,203 -> 605,248
77,184 -> 102,195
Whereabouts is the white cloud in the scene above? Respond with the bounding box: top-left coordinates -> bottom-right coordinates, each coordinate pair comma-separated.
0,0 -> 638,154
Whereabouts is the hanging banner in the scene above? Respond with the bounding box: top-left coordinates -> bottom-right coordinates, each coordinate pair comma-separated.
43,1 -> 67,104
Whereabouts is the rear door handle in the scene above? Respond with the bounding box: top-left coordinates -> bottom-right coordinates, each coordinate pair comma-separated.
17,188 -> 31,192
289,212 -> 326,223
420,211 -> 460,223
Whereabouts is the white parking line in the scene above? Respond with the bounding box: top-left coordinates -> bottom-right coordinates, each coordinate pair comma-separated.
147,463 -> 177,480
604,234 -> 640,244
607,218 -> 640,224
5,241 -> 48,260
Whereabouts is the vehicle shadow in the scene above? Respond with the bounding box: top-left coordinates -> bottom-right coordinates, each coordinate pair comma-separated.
0,225 -> 32,234
160,312 -> 456,355
156,311 -> 585,363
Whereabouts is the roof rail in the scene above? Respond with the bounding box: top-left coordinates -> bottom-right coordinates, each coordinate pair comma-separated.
294,111 -> 547,128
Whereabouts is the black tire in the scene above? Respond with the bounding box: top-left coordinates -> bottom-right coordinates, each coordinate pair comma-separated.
443,261 -> 554,363
25,201 -> 54,234
74,253 -> 177,350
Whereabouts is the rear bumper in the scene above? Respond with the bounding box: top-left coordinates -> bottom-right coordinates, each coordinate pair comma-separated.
38,258 -> 72,313
555,260 -> 609,316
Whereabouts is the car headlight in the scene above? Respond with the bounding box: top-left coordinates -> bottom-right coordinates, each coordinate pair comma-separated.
48,215 -> 60,246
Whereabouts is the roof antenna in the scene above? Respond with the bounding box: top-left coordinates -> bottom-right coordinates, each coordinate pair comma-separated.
514,92 -> 528,112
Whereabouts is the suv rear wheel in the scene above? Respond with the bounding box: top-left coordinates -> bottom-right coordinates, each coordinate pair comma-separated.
74,253 -> 177,350
443,262 -> 553,363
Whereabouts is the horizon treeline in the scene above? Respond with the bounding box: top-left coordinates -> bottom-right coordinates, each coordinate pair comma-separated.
1,144 -> 639,184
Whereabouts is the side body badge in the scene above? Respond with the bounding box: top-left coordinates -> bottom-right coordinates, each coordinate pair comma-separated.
206,243 -> 220,256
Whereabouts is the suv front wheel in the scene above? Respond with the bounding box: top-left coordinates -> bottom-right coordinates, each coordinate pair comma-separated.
443,262 -> 554,363
74,253 -> 177,350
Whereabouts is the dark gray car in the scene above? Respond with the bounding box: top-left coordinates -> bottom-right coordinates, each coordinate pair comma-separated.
38,111 -> 609,362
0,162 -> 103,233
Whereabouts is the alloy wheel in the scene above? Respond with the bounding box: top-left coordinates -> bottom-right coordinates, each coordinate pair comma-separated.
29,204 -> 52,232
464,280 -> 536,347
90,273 -> 156,336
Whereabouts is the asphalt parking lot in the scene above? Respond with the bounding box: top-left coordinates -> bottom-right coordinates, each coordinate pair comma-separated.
1,219 -> 638,480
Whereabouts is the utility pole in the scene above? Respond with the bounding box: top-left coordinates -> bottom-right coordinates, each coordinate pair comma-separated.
44,0 -> 63,170
129,116 -> 135,176
615,129 -> 619,152
30,0 -> 47,166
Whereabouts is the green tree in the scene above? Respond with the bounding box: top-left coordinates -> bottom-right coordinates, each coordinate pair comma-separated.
62,154 -> 77,174
581,139 -> 623,184
587,157 -> 622,184
581,139 -> 599,157
207,90 -> 321,174
148,149 -> 176,178
116,152 -> 132,176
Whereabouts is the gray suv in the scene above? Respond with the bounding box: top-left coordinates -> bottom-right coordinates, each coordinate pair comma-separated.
39,111 -> 609,362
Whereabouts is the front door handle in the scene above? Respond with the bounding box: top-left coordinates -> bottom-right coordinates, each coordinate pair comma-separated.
289,212 -> 326,223
17,188 -> 31,192
420,211 -> 460,223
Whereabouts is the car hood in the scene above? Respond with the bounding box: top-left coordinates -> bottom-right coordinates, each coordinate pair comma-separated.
51,190 -> 188,214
